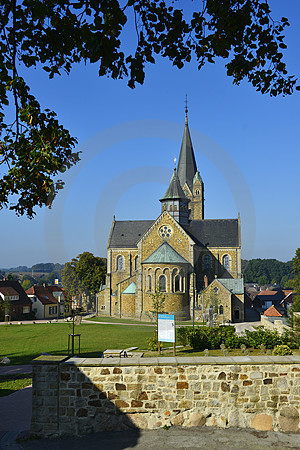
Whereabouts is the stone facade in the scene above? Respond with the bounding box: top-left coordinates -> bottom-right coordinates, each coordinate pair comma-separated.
31,355 -> 300,438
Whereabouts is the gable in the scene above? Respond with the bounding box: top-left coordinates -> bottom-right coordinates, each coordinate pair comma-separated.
139,211 -> 195,263
143,242 -> 190,264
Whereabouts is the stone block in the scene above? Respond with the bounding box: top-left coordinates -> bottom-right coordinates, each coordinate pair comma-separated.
228,410 -> 246,428
279,406 -> 299,432
125,413 -> 148,429
186,412 -> 206,427
251,413 -> 273,431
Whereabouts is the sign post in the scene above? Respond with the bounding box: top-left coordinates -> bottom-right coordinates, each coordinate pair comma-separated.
158,314 -> 176,356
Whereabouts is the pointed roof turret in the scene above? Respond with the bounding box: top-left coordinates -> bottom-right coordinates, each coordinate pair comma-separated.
193,170 -> 203,184
160,168 -> 186,201
177,107 -> 197,190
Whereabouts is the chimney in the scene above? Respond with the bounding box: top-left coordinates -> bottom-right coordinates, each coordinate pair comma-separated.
204,275 -> 208,289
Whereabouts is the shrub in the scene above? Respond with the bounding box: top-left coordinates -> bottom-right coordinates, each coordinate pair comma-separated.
147,334 -> 158,351
240,327 -> 281,349
183,325 -> 239,350
272,345 -> 293,356
280,330 -> 300,349
177,327 -> 190,346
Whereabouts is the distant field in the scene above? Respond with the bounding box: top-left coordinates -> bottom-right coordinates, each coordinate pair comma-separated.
0,323 -> 154,365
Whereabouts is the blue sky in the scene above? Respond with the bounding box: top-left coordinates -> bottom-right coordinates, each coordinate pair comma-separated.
1,0 -> 300,268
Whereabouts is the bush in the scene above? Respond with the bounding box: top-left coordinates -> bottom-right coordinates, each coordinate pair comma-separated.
280,330 -> 300,349
147,334 -> 158,351
272,345 -> 293,356
240,327 -> 281,349
177,327 -> 190,346
182,325 -> 239,350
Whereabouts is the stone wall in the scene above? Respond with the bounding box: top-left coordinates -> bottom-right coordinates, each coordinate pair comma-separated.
31,355 -> 300,438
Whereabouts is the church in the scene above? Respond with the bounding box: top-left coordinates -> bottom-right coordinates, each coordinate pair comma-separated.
97,110 -> 244,323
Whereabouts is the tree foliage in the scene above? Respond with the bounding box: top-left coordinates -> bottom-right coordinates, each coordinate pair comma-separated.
0,0 -> 298,216
288,248 -> 300,327
242,258 -> 294,286
62,252 -> 106,301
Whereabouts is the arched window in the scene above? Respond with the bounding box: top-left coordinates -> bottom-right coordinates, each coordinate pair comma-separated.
117,255 -> 124,271
195,189 -> 200,195
159,275 -> 166,292
223,255 -> 230,271
174,205 -> 177,211
219,305 -> 224,315
148,275 -> 152,291
203,254 -> 211,270
135,256 -> 138,271
170,205 -> 173,211
175,275 -> 180,292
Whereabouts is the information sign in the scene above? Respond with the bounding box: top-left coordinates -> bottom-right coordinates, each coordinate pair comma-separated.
158,314 -> 175,343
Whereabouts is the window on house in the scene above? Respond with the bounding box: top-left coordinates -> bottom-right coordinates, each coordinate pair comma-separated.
159,275 -> 166,292
23,306 -> 30,314
223,254 -> 230,271
117,255 -> 124,271
148,275 -> 152,291
195,189 -> 200,195
49,306 -> 57,315
175,275 -> 180,292
174,205 -> 177,211
170,205 -> 173,211
135,256 -> 138,271
203,254 -> 211,270
219,305 -> 224,315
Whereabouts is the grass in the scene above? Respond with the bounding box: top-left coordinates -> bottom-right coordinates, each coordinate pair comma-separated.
0,373 -> 32,397
1,322 -> 299,365
0,323 -> 154,365
87,316 -> 205,326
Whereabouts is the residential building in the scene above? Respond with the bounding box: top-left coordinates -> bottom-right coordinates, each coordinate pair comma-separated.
0,280 -> 32,320
26,285 -> 65,320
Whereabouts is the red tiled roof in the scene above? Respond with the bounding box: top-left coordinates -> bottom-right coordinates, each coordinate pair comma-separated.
258,290 -> 280,296
264,305 -> 283,317
26,285 -> 58,305
0,286 -> 19,296
282,290 -> 294,296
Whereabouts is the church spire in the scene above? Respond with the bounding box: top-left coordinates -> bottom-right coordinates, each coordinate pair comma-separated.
177,100 -> 197,191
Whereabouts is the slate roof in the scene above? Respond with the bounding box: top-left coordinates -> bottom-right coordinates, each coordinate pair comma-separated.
160,169 -> 188,201
183,219 -> 239,248
109,218 -> 239,249
218,278 -> 244,295
0,280 -> 31,306
108,220 -> 154,248
143,242 -> 189,264
122,282 -> 136,294
177,122 -> 197,190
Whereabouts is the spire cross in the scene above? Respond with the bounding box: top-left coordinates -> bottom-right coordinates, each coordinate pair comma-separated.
185,94 -> 188,124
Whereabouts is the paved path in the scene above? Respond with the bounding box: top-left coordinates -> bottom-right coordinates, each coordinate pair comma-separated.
0,365 -> 32,376
17,427 -> 300,449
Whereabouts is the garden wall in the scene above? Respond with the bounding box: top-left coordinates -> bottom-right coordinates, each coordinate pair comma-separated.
31,355 -> 300,438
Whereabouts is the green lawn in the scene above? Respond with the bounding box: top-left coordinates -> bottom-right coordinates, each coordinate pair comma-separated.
87,316 -> 204,326
0,323 -> 154,365
0,373 -> 32,397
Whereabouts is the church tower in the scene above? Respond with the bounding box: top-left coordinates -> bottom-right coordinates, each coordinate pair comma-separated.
159,168 -> 190,226
177,104 -> 204,220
